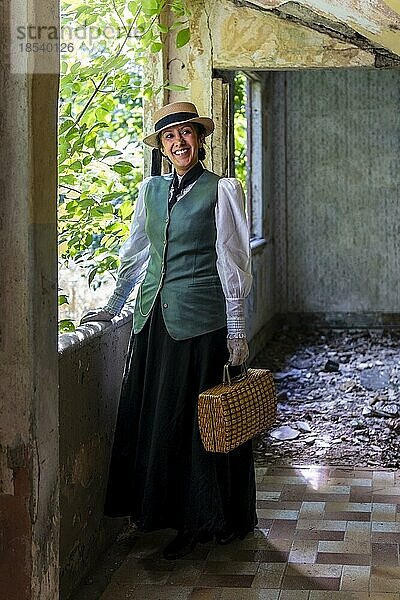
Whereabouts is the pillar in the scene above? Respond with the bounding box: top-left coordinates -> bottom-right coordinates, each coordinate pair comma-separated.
0,0 -> 59,597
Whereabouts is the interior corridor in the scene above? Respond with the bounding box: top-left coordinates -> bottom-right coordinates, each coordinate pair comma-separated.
72,464 -> 400,599
68,327 -> 400,600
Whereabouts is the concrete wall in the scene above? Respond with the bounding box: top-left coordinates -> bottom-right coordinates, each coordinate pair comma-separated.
0,0 -> 59,598
247,242 -> 277,355
58,314 -> 132,599
242,0 -> 400,63
269,68 -> 400,325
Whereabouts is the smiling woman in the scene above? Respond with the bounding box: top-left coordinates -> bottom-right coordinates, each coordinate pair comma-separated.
159,124 -> 203,175
80,100 -> 257,560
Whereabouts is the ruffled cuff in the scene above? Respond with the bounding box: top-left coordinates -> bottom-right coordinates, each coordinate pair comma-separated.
225,298 -> 247,339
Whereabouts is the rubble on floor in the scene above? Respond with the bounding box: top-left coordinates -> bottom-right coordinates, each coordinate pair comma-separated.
253,328 -> 400,469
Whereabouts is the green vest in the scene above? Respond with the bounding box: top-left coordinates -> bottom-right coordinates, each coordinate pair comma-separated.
133,170 -> 226,340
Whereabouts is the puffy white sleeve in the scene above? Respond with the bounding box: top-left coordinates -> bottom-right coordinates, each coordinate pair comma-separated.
105,178 -> 151,314
215,178 -> 252,338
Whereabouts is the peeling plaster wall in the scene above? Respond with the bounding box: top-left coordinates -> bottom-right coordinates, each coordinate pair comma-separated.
212,1 -> 375,69
240,0 -> 400,62
0,0 -> 59,598
270,68 -> 400,325
58,315 -> 132,599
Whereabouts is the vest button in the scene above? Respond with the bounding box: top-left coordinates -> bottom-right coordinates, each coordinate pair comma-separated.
163,303 -> 168,309
163,240 -> 167,246
165,217 -> 169,223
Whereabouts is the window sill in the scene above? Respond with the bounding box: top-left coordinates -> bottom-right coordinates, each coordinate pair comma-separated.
58,308 -> 133,354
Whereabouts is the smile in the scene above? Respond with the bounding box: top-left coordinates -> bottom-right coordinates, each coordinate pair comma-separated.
174,148 -> 190,156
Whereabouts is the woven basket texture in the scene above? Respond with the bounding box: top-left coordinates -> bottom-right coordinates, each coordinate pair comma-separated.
198,368 -> 277,453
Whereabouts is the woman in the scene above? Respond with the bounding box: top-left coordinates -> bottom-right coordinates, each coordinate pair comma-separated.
81,101 -> 257,560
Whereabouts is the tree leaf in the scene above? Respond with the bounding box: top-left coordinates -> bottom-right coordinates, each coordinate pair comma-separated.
90,204 -> 114,216
101,97 -> 116,111
84,13 -> 97,25
59,174 -> 76,185
176,27 -> 190,48
119,200 -> 134,220
88,267 -> 98,286
102,191 -> 122,201
101,233 -> 119,249
69,160 -> 83,172
59,119 -> 75,133
112,161 -> 134,175
103,150 -> 123,158
95,107 -> 111,122
75,5 -> 90,17
128,1 -> 139,16
79,198 -> 94,208
164,83 -> 188,92
58,319 -> 76,332
58,294 -> 69,306
141,0 -> 159,16
171,0 -> 186,17
151,42 -> 163,53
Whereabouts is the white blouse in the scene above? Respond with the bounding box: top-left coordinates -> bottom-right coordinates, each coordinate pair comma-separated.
106,174 -> 252,336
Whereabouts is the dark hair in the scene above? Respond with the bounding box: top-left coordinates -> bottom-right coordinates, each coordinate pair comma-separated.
157,121 -> 207,161
193,123 -> 207,160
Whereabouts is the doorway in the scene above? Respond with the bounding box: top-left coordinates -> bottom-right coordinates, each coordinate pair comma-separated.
218,67 -> 400,470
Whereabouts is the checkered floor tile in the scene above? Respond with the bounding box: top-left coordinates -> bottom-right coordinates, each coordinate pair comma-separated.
75,466 -> 400,600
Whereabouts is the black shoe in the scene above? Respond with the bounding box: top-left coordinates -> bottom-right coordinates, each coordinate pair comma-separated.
216,527 -> 253,545
163,531 -> 198,560
197,530 -> 214,544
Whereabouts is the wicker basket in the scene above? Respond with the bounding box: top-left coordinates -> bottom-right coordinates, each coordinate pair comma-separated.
198,363 -> 277,453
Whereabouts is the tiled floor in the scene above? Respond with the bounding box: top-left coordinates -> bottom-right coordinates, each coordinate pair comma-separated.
77,466 -> 400,600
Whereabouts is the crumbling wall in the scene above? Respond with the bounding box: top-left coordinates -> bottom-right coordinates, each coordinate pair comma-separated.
235,0 -> 400,65
58,315 -> 132,599
0,1 -> 59,599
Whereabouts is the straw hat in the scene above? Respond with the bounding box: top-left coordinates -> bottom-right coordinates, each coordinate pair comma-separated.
143,101 -> 215,147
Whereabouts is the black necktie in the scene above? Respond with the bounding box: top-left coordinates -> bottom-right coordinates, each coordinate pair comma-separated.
168,162 -> 204,211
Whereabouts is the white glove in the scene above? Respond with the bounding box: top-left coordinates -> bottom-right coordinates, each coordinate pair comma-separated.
227,337 -> 249,366
80,308 -> 116,325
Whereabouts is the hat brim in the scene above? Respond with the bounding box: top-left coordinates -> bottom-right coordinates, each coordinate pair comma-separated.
143,116 -> 214,147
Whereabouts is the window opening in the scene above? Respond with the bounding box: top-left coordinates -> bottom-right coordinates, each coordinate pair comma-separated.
233,71 -> 263,241
233,72 -> 248,197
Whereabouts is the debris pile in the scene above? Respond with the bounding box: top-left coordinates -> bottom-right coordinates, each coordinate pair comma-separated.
252,328 -> 400,468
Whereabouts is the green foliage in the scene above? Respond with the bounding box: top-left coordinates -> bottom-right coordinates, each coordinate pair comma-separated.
176,27 -> 190,48
58,0 -> 191,328
233,72 -> 247,192
59,319 -> 76,333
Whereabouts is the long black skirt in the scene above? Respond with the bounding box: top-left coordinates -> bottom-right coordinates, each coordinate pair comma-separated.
104,298 -> 257,534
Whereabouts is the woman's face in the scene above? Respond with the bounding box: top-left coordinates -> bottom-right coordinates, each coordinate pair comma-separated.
160,123 -> 203,176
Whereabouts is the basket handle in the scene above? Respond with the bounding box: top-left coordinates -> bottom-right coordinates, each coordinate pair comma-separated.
223,361 -> 248,385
